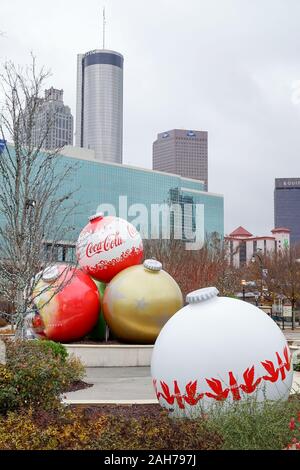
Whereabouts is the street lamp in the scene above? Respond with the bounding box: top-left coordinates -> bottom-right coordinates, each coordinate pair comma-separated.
251,249 -> 265,302
241,279 -> 247,301
292,258 -> 300,330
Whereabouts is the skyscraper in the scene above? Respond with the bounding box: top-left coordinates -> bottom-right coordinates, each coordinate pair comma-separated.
153,129 -> 208,190
32,87 -> 73,150
76,49 -> 124,163
274,178 -> 300,244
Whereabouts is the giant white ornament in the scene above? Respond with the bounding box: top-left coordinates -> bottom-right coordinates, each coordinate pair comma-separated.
151,287 -> 293,418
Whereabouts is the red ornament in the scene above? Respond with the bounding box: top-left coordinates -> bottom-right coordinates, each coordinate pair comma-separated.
32,265 -> 100,343
76,214 -> 144,282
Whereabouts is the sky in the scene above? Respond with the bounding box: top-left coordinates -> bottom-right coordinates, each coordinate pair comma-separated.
0,0 -> 300,236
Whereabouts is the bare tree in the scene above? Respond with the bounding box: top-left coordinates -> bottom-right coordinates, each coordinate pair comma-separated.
0,57 -> 78,336
263,245 -> 300,330
144,234 -> 241,299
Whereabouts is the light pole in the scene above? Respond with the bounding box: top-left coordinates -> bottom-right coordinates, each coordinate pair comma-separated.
241,279 -> 246,301
293,258 -> 300,330
252,250 -> 265,303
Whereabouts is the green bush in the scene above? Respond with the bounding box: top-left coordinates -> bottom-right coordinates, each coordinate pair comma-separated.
0,340 -> 85,413
58,355 -> 86,384
39,341 -> 68,362
205,395 -> 300,450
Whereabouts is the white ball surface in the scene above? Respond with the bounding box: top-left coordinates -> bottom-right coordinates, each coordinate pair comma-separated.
151,289 -> 293,418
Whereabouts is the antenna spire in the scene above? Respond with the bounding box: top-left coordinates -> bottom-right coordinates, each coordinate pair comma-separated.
102,7 -> 106,49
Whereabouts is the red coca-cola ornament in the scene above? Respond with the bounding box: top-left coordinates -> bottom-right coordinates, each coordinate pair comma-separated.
76,213 -> 144,282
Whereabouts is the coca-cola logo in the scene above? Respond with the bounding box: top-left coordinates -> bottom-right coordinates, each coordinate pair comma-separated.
86,232 -> 125,258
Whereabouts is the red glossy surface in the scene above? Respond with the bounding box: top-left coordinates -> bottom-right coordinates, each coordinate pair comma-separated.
33,265 -> 100,343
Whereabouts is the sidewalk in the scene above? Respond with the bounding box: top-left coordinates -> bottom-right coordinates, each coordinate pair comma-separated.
64,367 -> 156,402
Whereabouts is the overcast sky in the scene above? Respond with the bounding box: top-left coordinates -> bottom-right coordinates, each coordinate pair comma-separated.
1,0 -> 300,235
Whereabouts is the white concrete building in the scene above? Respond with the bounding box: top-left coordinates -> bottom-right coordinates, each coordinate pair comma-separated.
225,226 -> 290,268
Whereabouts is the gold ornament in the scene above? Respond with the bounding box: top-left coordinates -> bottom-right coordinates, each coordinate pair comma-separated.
103,260 -> 183,344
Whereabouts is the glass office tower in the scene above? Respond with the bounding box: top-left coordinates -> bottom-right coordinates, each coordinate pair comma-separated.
274,178 -> 300,244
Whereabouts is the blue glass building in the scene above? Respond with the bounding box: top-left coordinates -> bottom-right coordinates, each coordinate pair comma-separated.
2,145 -> 224,260
60,146 -> 223,236
274,178 -> 300,245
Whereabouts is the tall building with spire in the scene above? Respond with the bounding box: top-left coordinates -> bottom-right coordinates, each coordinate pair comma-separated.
76,12 -> 123,163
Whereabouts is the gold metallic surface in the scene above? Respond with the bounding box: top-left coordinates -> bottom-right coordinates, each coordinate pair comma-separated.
103,265 -> 183,344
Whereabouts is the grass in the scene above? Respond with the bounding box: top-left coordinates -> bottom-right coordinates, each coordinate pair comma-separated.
204,394 -> 300,450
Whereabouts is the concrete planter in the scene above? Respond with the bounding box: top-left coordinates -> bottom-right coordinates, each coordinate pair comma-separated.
65,344 -> 154,367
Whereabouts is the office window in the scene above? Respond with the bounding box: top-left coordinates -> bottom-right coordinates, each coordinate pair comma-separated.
239,242 -> 247,266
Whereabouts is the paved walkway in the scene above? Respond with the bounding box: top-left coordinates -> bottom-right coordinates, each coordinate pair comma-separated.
65,367 -> 156,402
64,367 -> 300,403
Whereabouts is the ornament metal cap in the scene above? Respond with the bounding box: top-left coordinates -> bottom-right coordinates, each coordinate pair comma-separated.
186,287 -> 219,304
89,212 -> 104,222
143,259 -> 162,272
42,265 -> 60,282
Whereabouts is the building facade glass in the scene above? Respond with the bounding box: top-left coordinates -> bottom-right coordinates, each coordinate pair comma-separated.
57,147 -> 223,249
2,145 -> 224,262
274,178 -> 300,244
